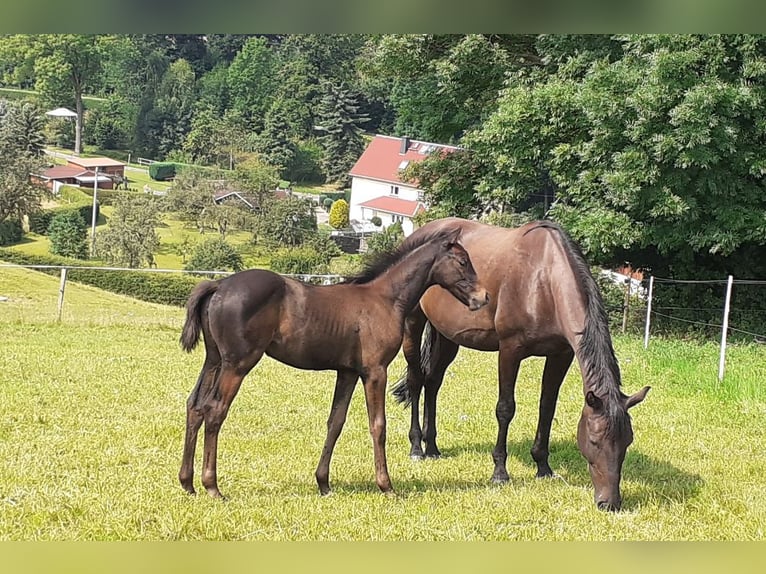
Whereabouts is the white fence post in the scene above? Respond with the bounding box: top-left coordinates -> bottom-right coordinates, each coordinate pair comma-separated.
718,274 -> 734,382
57,268 -> 68,322
643,275 -> 654,349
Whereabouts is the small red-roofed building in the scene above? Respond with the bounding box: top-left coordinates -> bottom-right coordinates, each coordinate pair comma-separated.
348,135 -> 459,236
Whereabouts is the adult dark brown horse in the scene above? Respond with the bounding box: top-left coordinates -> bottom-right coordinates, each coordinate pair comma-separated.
178,226 -> 489,498
393,217 -> 650,511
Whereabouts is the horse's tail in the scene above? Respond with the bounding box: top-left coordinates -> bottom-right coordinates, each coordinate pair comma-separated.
180,280 -> 219,352
525,221 -> 621,391
391,320 -> 438,407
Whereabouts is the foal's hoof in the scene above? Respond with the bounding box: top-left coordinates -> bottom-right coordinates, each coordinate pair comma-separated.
490,474 -> 510,485
382,490 -> 398,499
410,454 -> 425,461
424,453 -> 441,460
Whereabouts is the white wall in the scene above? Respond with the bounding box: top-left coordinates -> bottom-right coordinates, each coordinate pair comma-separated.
349,176 -> 421,235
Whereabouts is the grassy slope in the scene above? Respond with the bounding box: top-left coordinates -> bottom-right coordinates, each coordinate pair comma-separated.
0,267 -> 764,540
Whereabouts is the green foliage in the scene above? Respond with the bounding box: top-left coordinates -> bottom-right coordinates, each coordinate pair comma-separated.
286,139 -> 325,184
328,199 -> 349,229
269,246 -> 328,275
149,161 -> 178,181
0,219 -> 22,245
228,36 -> 277,131
315,82 -> 369,186
95,194 -> 160,268
48,209 -> 87,259
28,203 -> 97,236
322,197 -> 334,211
365,221 -> 404,258
256,196 -> 317,247
184,237 -> 244,274
0,247 -> 200,306
370,216 -> 382,227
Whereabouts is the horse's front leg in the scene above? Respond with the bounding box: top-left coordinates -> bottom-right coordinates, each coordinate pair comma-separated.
362,366 -> 394,495
315,369 -> 358,495
531,350 -> 574,478
491,343 -> 522,483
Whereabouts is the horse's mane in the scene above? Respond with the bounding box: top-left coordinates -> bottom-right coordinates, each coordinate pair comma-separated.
525,221 -> 628,433
343,227 -> 455,285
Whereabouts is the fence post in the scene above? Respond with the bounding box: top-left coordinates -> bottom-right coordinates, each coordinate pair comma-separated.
621,279 -> 630,334
643,275 -> 654,349
718,274 -> 734,382
57,268 -> 68,322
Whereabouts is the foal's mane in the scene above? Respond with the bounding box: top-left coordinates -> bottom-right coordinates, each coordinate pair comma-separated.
343,227 -> 455,285
525,221 -> 628,432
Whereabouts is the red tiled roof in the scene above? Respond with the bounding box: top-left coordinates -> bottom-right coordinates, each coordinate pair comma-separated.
358,196 -> 426,218
349,135 -> 460,185
38,166 -> 90,179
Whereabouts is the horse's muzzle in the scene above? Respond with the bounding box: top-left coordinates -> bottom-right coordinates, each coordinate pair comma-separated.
468,290 -> 490,311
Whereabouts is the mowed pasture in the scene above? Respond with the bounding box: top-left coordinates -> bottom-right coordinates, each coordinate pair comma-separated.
0,266 -> 765,540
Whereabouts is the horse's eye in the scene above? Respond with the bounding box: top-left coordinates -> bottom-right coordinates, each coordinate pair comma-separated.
459,259 -> 467,267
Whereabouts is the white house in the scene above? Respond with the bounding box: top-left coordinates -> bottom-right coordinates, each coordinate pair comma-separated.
348,135 -> 460,236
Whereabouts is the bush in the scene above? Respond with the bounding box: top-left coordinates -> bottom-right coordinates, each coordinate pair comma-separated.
323,197 -> 334,211
329,199 -> 350,229
370,216 -> 382,227
184,238 -> 244,275
28,203 -> 99,236
48,211 -> 88,259
0,220 -> 22,246
0,248 -> 201,307
270,246 -> 328,275
149,162 -> 178,181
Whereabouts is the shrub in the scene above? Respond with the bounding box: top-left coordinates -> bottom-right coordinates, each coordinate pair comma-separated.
149,162 -> 177,181
28,203 -> 99,236
0,248 -> 201,307
0,220 -> 22,246
184,238 -> 244,275
323,197 -> 334,211
370,216 -> 382,227
48,210 -> 88,259
270,246 -> 328,275
365,222 -> 404,258
329,199 -> 349,229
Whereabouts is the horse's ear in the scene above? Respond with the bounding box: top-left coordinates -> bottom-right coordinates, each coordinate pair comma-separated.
625,386 -> 650,410
585,391 -> 603,411
444,227 -> 462,247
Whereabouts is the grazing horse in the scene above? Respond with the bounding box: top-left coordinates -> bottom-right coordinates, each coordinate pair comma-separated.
393,217 -> 650,511
178,226 -> 489,498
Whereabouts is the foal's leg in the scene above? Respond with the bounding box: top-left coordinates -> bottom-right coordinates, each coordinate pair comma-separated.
362,366 -> 393,494
179,359 -> 220,494
422,332 -> 459,458
491,342 -> 522,483
315,369 -> 359,495
200,356 -> 261,498
530,350 -> 574,478
402,309 -> 427,459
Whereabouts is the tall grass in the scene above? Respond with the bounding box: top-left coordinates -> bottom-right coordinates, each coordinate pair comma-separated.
0,267 -> 764,540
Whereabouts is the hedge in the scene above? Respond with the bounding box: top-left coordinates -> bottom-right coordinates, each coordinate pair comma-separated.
0,248 -> 202,307
0,220 -> 23,246
149,162 -> 177,181
28,203 -> 99,236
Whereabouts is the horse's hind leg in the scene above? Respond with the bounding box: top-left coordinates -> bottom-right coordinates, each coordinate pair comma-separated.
315,369 -> 358,495
422,332 -> 459,458
200,359 -> 258,498
531,349 -> 574,478
179,359 -> 219,495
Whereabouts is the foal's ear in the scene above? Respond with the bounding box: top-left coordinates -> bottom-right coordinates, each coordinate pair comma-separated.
625,386 -> 651,410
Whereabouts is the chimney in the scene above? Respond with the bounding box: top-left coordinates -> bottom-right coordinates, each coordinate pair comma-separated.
400,136 -> 410,155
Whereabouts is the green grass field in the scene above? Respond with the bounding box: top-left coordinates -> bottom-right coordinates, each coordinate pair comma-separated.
0,266 -> 764,540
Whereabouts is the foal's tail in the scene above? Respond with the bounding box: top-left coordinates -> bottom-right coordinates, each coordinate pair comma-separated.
180,280 -> 220,352
391,321 -> 438,406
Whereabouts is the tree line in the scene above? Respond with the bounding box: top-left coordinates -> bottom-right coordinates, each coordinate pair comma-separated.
2,34 -> 766,334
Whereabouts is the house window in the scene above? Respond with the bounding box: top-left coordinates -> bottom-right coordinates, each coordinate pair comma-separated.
390,185 -> 399,195
393,215 -> 404,223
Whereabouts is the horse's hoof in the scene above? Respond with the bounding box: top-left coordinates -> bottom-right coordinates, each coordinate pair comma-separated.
382,490 -> 397,499
491,475 -> 509,484
319,489 -> 333,497
424,453 -> 441,460
410,454 -> 425,461
536,471 -> 554,479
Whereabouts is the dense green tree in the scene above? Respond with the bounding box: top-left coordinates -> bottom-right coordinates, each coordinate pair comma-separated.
228,37 -> 277,131
0,100 -> 46,155
48,210 -> 88,259
315,82 -> 368,186
256,196 -> 317,247
184,237 -> 244,274
255,99 -> 299,177
144,59 -> 197,158
95,194 -> 160,267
